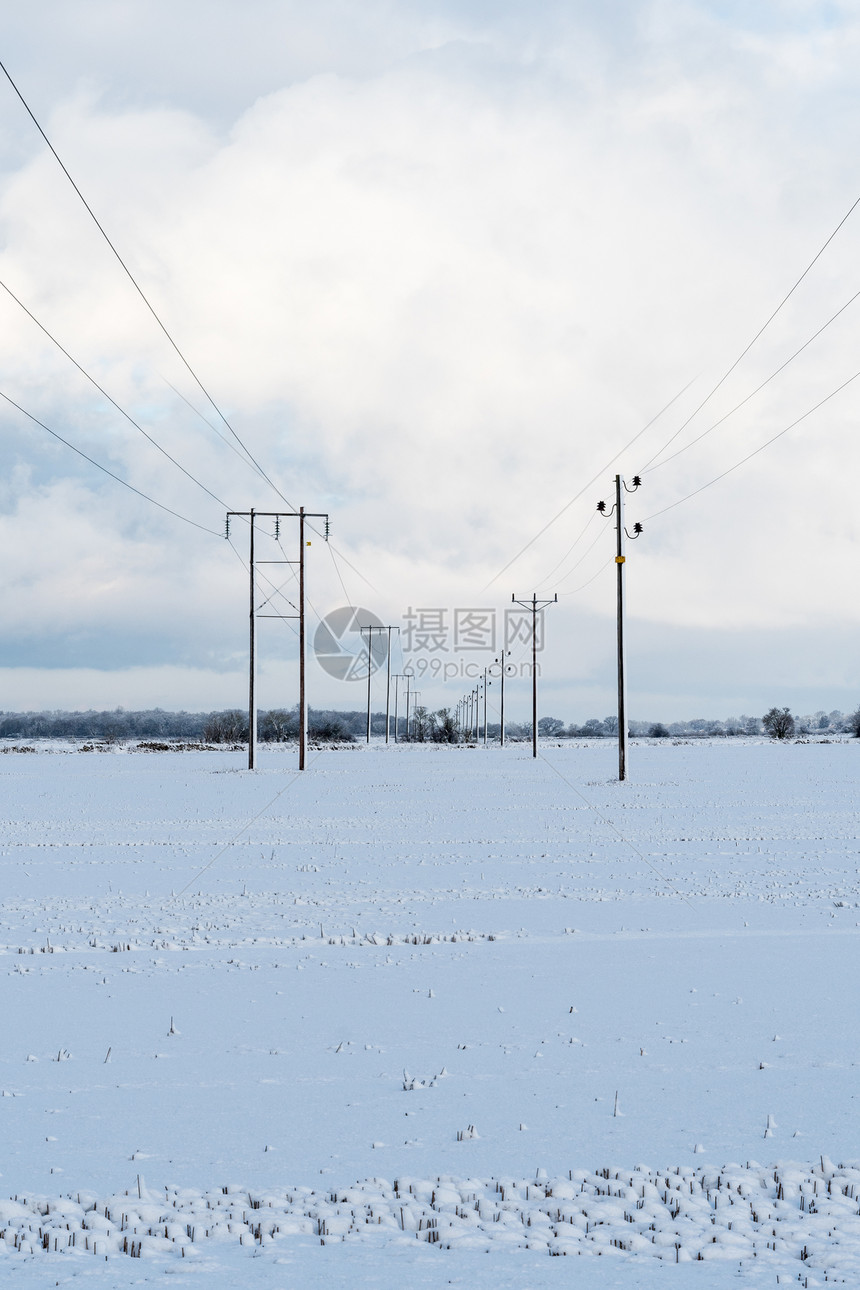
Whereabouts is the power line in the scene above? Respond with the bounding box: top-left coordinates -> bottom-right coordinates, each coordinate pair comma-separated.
0,387 -> 221,535
556,557 -> 613,598
323,531 -> 355,606
0,57 -> 292,510
537,511 -> 597,586
548,522 -> 611,591
645,282 -> 860,478
481,377 -> 696,592
0,275 -> 231,510
639,189 -> 860,473
163,378 -> 270,473
645,366 -> 860,522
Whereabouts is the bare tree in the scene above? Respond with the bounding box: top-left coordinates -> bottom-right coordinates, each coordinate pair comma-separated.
762,707 -> 795,740
430,709 -> 459,743
203,710 -> 248,743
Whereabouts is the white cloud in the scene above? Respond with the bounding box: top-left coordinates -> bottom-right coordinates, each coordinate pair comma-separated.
2,0 -> 860,719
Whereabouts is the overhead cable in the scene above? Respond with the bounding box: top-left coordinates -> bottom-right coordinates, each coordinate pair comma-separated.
0,388 -> 221,535
645,366 -> 860,521
0,57 -> 293,509
639,190 -> 860,473
0,275 -> 231,509
481,376 -> 697,591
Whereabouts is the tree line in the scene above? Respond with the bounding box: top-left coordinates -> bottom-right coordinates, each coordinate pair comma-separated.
0,707 -> 358,743
1,704 -> 858,743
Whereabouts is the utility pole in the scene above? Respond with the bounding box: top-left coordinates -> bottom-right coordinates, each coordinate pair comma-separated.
364,626 -> 372,743
385,626 -> 398,742
227,507 -> 329,771
392,673 -> 407,742
359,625 -> 398,744
494,649 -> 508,746
482,668 -> 490,746
405,673 -> 412,740
511,592 -> 557,759
298,507 -> 307,771
597,474 -> 643,782
248,508 -> 257,769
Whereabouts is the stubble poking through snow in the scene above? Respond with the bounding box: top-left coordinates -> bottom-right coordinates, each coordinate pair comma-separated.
1,738 -> 859,1284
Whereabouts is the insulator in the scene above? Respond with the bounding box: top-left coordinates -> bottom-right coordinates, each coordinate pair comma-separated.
596,500 -> 606,513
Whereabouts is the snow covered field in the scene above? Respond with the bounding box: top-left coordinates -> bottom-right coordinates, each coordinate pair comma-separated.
1,738 -> 859,1288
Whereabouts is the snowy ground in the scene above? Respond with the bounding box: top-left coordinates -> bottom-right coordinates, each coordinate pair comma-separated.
1,738 -> 859,1287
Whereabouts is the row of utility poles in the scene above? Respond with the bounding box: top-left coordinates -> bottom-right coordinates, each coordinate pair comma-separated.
359,626 -> 427,743
453,473 -> 642,779
230,473 -> 642,781
455,590 -> 557,761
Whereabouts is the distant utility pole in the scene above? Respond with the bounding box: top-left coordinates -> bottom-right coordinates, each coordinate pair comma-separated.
385,627 -> 399,742
511,592 -> 557,759
392,672 -> 408,743
597,474 -> 643,782
359,625 -> 399,743
226,506 -> 329,772
493,649 -> 509,746
482,667 -> 490,746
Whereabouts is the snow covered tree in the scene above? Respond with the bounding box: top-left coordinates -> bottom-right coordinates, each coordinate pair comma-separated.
430,709 -> 459,743
762,707 -> 795,740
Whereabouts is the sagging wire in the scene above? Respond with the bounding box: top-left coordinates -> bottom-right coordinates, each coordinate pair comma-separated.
639,191 -> 860,474
0,276 -> 234,511
643,283 -> 860,479
1,387 -> 221,536
644,365 -> 860,522
481,376 -> 697,592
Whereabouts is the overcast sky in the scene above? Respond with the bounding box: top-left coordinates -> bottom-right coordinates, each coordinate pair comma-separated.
2,0 -> 860,724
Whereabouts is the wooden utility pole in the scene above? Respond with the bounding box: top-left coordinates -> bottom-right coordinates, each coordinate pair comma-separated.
597,474 -> 642,781
248,508 -> 257,770
614,475 -> 629,782
494,650 -> 508,746
298,507 -> 307,770
360,625 -> 399,744
392,674 -> 407,742
227,507 -> 329,770
384,628 -> 401,741
511,593 -> 557,759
